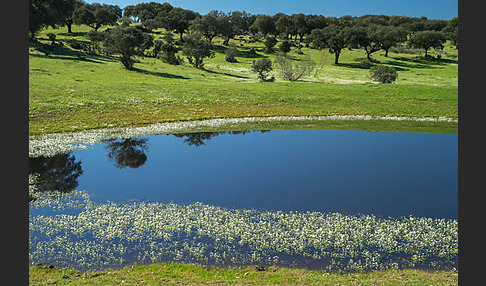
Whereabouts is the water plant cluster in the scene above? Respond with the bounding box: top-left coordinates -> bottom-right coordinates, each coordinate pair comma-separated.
29,190 -> 457,272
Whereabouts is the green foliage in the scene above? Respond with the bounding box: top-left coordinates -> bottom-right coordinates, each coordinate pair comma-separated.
224,46 -> 238,62
160,7 -> 198,42
250,14 -> 276,37
370,65 -> 398,84
251,58 -> 273,81
155,33 -> 183,65
264,36 -> 278,53
310,26 -> 349,64
189,10 -> 222,44
29,0 -> 78,37
278,40 -> 292,54
181,33 -> 215,68
409,30 -> 447,57
73,3 -> 120,31
103,26 -> 150,69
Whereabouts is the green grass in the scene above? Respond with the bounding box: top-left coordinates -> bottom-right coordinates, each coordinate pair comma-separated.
29,263 -> 458,285
29,25 -> 458,135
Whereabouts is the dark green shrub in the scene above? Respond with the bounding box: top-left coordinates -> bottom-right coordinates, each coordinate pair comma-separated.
278,41 -> 291,54
369,65 -> 398,84
155,34 -> 184,65
251,58 -> 274,82
46,33 -> 56,42
264,36 -> 278,54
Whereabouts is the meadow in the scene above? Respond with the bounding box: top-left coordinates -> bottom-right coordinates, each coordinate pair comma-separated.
29,24 -> 458,284
29,24 -> 458,135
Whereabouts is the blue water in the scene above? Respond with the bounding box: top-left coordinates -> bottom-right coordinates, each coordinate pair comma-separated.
31,129 -> 458,219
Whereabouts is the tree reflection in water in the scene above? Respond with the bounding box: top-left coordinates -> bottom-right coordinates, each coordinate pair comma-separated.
104,137 -> 149,169
29,153 -> 83,198
172,130 -> 270,146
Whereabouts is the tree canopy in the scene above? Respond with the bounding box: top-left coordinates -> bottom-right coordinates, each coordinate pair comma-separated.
73,3 -> 121,31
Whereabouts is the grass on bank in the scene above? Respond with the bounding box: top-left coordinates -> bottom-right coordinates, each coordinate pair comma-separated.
29,263 -> 458,285
29,25 -> 458,135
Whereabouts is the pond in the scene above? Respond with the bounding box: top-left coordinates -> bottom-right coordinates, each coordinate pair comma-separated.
29,129 -> 458,271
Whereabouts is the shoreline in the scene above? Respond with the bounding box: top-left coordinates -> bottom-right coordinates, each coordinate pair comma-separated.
29,115 -> 458,157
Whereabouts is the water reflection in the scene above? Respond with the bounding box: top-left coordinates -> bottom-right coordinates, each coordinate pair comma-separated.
172,130 -> 270,146
29,129 -> 457,219
104,137 -> 149,169
29,153 -> 83,197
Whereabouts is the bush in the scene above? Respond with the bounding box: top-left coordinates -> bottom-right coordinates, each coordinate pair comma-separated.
264,36 -> 278,54
278,41 -> 291,54
274,54 -> 316,81
251,58 -> 274,82
369,65 -> 398,84
155,36 -> 184,65
225,47 -> 238,63
46,33 -> 56,42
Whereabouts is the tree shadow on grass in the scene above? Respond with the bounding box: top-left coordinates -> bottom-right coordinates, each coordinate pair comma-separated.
338,61 -> 376,69
390,56 -> 457,67
29,41 -> 117,64
211,44 -> 268,59
201,68 -> 250,79
131,67 -> 190,79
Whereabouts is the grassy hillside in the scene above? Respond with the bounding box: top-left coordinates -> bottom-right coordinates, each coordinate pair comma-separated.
29,25 -> 458,135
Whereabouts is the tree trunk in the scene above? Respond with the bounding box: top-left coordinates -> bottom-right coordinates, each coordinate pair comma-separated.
223,35 -> 231,46
424,48 -> 428,57
66,18 -> 73,33
334,51 -> 340,64
366,52 -> 372,61
384,48 -> 389,57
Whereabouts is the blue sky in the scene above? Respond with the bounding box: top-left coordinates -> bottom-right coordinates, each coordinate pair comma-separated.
85,0 -> 458,20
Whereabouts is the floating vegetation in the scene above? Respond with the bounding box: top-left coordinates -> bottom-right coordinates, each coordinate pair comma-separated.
29,190 -> 457,272
29,115 -> 458,158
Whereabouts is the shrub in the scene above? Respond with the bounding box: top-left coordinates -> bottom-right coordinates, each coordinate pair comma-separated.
225,47 -> 238,63
264,36 -> 278,54
278,41 -> 291,54
274,54 -> 316,81
251,58 -> 274,82
155,37 -> 184,65
46,33 -> 56,42
369,65 -> 398,84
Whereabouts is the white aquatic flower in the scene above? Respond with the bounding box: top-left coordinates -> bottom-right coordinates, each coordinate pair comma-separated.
29,190 -> 458,271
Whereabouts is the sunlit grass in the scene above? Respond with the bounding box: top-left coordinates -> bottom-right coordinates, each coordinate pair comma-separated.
29,263 -> 458,285
29,25 -> 457,135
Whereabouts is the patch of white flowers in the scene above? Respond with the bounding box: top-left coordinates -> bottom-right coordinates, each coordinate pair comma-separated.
29,191 -> 457,272
29,116 -> 458,158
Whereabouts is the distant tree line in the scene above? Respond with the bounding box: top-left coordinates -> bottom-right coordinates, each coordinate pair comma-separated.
30,1 -> 458,69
